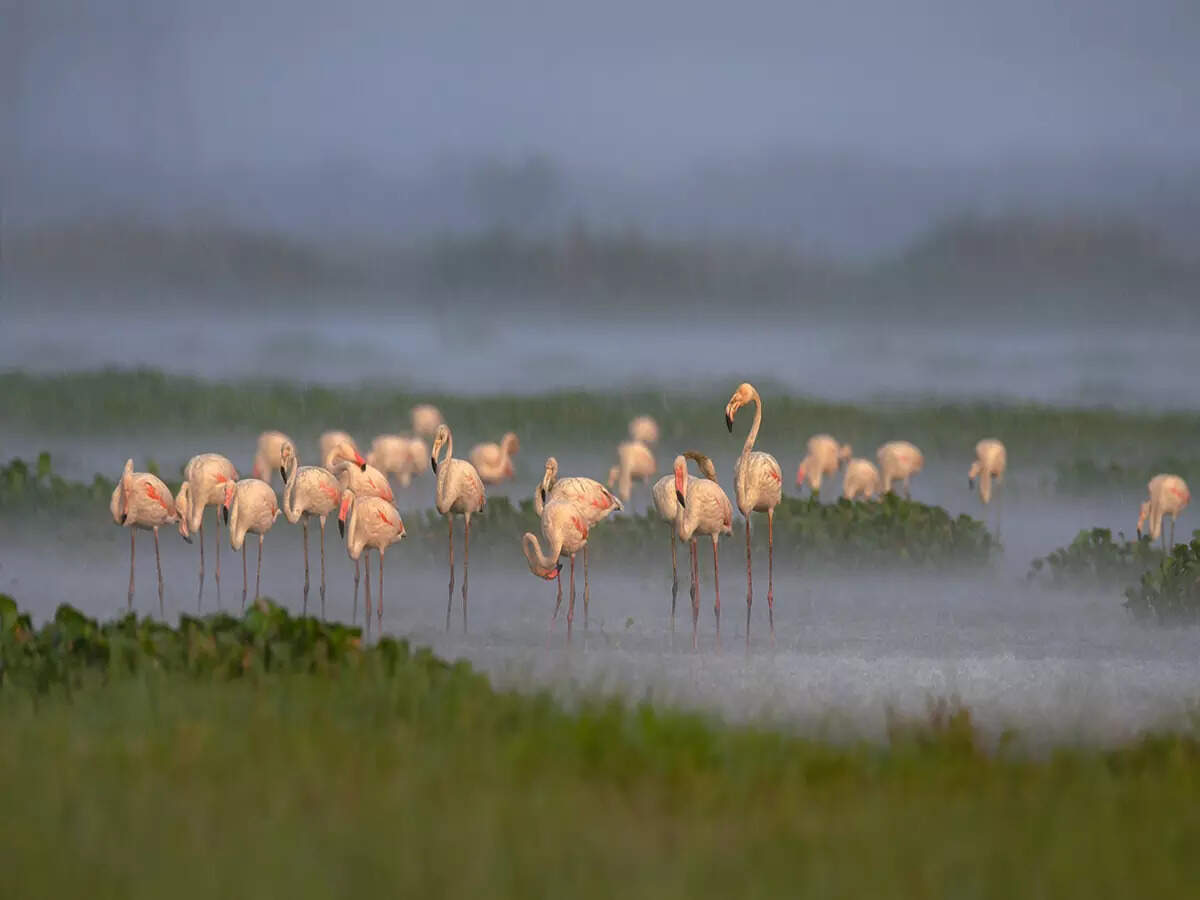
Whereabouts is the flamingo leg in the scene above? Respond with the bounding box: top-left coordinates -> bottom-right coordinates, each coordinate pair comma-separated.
352,557 -> 360,625
215,507 -> 223,603
197,522 -> 205,610
364,549 -> 372,638
128,528 -> 136,612
301,517 -> 310,615
154,527 -> 164,619
241,543 -> 247,611
712,534 -> 721,650
319,517 -> 327,619
690,539 -> 699,651
445,515 -> 455,632
744,517 -> 753,647
551,570 -> 563,630
462,515 -> 470,633
378,550 -> 384,633
669,524 -> 678,628
255,533 -> 263,607
767,507 -> 775,645
567,554 -> 576,643
583,544 -> 589,630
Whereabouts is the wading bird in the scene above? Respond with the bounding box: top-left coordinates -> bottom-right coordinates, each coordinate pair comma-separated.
629,415 -> 660,445
877,441 -> 924,498
968,439 -> 1007,505
411,404 -> 444,440
110,459 -> 177,615
332,460 -> 395,621
366,434 -> 428,488
338,489 -> 405,634
431,424 -> 486,631
672,454 -> 733,650
1138,474 -> 1191,549
725,382 -> 782,644
321,435 -> 366,472
842,458 -> 882,501
521,497 -> 586,637
222,478 -> 280,611
534,456 -> 622,628
175,452 -> 239,607
607,440 -> 656,505
470,432 -> 520,485
252,430 -> 293,487
651,451 -> 718,623
280,441 -> 342,617
795,434 -> 852,497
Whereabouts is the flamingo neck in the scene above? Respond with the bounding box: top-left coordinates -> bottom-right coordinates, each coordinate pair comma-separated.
523,532 -> 559,570
281,456 -> 300,522
742,389 -> 763,458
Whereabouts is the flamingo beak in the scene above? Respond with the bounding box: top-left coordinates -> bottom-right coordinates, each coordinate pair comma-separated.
355,452 -> 366,471
725,412 -> 733,432
539,487 -> 546,503
968,477 -> 975,489
221,505 -> 229,524
181,532 -> 193,545
338,517 -> 345,539
431,457 -> 438,474
119,513 -> 127,525
280,466 -> 287,482
676,489 -> 686,508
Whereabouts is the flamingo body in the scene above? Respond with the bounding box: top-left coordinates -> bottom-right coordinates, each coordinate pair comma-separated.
877,441 -> 925,498
968,439 -> 1007,505
796,433 -> 851,495
470,432 -> 520,485
432,424 -> 486,630
252,430 -> 293,486
339,489 -> 405,632
111,459 -> 177,614
1138,474 -> 1191,548
842,459 -> 882,501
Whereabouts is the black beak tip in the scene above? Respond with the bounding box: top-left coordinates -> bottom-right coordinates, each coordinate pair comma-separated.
725,414 -> 733,432
279,466 -> 287,481
119,514 -> 126,525
359,462 -> 367,471
338,519 -> 345,538
431,458 -> 438,473
539,488 -> 546,502
556,562 -> 563,573
676,490 -> 686,507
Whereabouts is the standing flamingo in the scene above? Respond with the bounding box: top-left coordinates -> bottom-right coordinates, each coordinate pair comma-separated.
322,436 -> 367,472
521,497 -> 586,638
222,478 -> 279,611
411,404 -> 444,440
175,452 -> 239,607
280,441 -> 342,617
332,460 -> 395,623
338,489 -> 405,634
629,415 -> 660,445
1138,474 -> 1191,549
877,441 -> 924,498
968,439 -> 1007,505
842,459 -> 882,501
252,430 -> 293,487
470,432 -> 520,485
651,451 -> 718,623
535,457 -> 623,627
672,454 -> 734,650
110,459 -> 177,615
607,440 -> 657,505
366,434 -> 429,488
795,434 -> 852,497
725,382 -> 782,644
431,424 -> 486,631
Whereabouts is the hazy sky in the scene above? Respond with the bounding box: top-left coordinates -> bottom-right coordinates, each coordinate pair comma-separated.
9,0 -> 1200,175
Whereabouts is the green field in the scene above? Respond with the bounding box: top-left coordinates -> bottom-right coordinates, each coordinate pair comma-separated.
3,599 -> 1200,898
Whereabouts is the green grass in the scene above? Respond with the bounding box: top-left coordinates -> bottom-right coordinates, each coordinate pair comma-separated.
4,598 -> 1200,898
1028,528 -> 1164,589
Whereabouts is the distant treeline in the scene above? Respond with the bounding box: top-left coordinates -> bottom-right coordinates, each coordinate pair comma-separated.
6,214 -> 1197,315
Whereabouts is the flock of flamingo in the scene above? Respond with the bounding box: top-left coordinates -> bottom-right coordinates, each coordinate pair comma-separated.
110,382 -> 1190,648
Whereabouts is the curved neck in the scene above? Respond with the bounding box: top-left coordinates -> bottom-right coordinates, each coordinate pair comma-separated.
281,457 -> 301,522
523,532 -> 559,570
742,389 -> 763,458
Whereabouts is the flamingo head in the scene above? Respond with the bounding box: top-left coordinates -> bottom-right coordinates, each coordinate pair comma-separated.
725,382 -> 754,432
838,444 -> 853,467
521,533 -> 563,580
328,441 -> 365,471
337,490 -> 355,539
430,424 -> 451,473
540,457 -> 559,503
795,463 -> 807,488
278,441 -> 296,482
967,460 -> 982,490
673,455 -> 687,508
502,432 -> 520,456
221,482 -> 235,524
1137,500 -> 1150,539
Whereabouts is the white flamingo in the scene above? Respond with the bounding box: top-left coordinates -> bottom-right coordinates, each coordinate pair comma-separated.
338,489 -> 405,634
672,454 -> 734,650
725,382 -> 782,644
1138,474 -> 1191,549
411,404 -> 444,440
795,434 -> 851,497
175,452 -> 239,607
629,415 -> 660,445
470,432 -> 520,485
322,435 -> 366,472
332,459 -> 395,621
651,451 -> 718,622
535,456 -> 623,628
877,441 -> 925,498
522,497 -> 587,638
431,424 -> 486,631
968,439 -> 1007,505
251,430 -> 293,487
607,440 -> 656,505
110,459 -> 177,616
366,434 -> 429,488
842,459 -> 882,501
280,441 -> 342,617
221,478 -> 280,611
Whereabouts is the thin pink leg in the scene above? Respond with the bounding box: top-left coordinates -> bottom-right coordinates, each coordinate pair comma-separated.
154,527 -> 164,618
241,543 -> 247,611
767,508 -> 775,646
128,528 -> 136,611
690,539 -> 699,651
567,554 -> 576,643
462,515 -> 470,633
669,524 -> 678,628
378,549 -> 384,633
744,517 -> 753,647
445,516 -> 455,631
364,549 -> 372,638
712,534 -> 721,650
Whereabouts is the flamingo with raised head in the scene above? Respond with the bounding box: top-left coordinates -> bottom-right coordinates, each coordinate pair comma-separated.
725,382 -> 782,644
795,434 -> 852,497
175,452 -> 239,607
252,430 -> 293,487
431,424 -> 486,631
607,440 -> 656,505
280,441 -> 342,617
842,458 -> 882,501
366,434 -> 429,488
110,459 -> 177,615
221,478 -> 279,611
535,456 -> 623,628
877,441 -> 924,498
1138,474 -> 1191,549
470,432 -> 520,485
672,454 -> 734,650
411,404 -> 444,440
629,415 -> 660,445
521,497 -> 586,638
338,489 -> 405,634
651,451 -> 718,623
968,439 -> 1007,505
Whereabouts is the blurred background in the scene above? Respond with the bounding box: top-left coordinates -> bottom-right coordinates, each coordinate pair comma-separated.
2,0 -> 1199,406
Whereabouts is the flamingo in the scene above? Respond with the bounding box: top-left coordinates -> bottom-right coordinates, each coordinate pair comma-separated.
672,454 -> 734,650
1138,474 -> 1191,549
337,489 -> 405,634
795,434 -> 852,497
251,430 -> 293,487
322,435 -> 366,472
842,459 -> 882,501
607,440 -> 656,505
470,432 -> 520,485
968,439 -> 1007,505
366,434 -> 429,488
175,452 -> 239,607
651,451 -> 718,622
110,459 -> 177,616
725,382 -> 782,644
332,459 -> 395,623
877,441 -> 925,498
629,415 -> 660,445
280,441 -> 342,617
535,456 -> 623,628
431,424 -> 486,631
221,477 -> 280,611
521,497 -> 586,638
411,404 -> 444,440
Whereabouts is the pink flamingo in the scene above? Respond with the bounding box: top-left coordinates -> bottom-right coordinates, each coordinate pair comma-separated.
366,434 -> 429,488
842,458 -> 881,501
1138,474 -> 1191,549
175,452 -> 239,607
332,459 -> 394,621
411,404 -> 444,440
338,489 -> 406,634
252,430 -> 293,487
470,432 -> 520,485
672,453 -> 734,650
521,498 -> 587,638
431,424 -> 486,631
651,451 -> 718,623
110,459 -> 177,616
322,435 -> 366,472
725,382 -> 782,644
280,440 -> 342,617
221,478 -> 279,611
607,440 -> 656,505
877,441 -> 924,498
795,434 -> 851,497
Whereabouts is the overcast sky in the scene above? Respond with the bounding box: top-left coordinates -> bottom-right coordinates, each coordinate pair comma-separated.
8,0 -> 1200,176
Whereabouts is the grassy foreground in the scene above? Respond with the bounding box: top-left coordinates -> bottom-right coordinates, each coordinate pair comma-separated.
3,601 -> 1200,897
